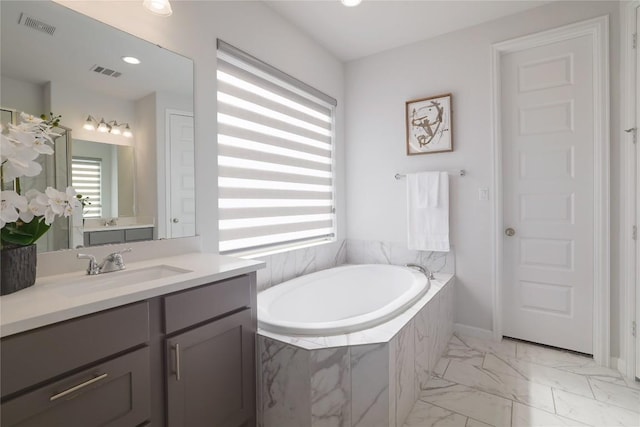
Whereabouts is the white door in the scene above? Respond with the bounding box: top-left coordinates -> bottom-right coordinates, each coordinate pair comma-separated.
501,34 -> 595,353
635,4 -> 640,380
168,113 -> 195,238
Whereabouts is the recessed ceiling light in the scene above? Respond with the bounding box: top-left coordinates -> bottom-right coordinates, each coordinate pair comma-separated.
122,56 -> 141,65
142,0 -> 173,16
341,0 -> 362,6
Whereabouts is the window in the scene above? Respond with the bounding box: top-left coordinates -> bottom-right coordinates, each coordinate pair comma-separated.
72,157 -> 102,218
217,40 -> 337,255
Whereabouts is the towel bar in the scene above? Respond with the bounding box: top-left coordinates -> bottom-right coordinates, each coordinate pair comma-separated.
395,169 -> 466,180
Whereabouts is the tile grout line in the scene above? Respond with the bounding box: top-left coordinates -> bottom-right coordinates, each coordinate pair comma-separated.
416,399 -> 501,427
586,376 -> 597,400
510,398 -> 515,427
550,387 -> 558,414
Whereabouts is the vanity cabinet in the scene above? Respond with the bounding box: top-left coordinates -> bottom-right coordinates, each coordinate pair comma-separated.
162,274 -> 256,427
84,227 -> 154,246
166,309 -> 254,427
0,272 -> 257,427
0,302 -> 151,427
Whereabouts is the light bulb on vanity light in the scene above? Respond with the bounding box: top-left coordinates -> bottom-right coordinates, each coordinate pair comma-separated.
83,115 -> 96,131
96,118 -> 109,133
143,0 -> 173,16
122,124 -> 133,138
341,0 -> 362,6
110,121 -> 122,135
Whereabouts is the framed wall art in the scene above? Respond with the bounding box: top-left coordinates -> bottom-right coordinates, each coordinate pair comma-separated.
406,93 -> 453,155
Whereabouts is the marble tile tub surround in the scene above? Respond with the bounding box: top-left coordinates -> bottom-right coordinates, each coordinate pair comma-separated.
404,334 -> 640,427
258,277 -> 455,427
346,239 -> 455,276
254,239 -> 453,292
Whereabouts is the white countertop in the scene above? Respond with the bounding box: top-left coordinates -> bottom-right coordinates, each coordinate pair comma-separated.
0,253 -> 264,338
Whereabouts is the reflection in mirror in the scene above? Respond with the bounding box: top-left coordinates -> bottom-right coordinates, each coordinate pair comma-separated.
71,140 -> 135,219
1,0 -> 195,252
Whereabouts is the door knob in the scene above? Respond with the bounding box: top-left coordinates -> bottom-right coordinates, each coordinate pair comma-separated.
505,227 -> 516,237
172,218 -> 180,223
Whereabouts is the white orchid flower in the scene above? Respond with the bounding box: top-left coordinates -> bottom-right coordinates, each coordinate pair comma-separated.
44,187 -> 68,216
1,190 -> 28,228
63,187 -> 78,216
18,190 -> 47,223
1,142 -> 42,181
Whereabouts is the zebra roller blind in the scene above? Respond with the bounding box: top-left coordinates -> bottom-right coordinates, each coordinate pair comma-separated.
217,40 -> 336,255
71,157 -> 102,218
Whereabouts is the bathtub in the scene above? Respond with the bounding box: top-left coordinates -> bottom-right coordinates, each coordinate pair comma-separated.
257,264 -> 430,335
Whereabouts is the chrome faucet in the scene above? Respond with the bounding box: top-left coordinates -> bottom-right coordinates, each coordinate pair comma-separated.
405,263 -> 434,280
78,248 -> 132,275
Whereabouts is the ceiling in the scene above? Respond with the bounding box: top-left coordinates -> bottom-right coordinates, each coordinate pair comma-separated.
1,1 -> 192,102
264,0 -> 551,62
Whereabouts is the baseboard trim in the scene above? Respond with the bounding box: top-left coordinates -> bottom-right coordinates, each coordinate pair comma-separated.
454,323 -> 495,341
611,357 -> 627,375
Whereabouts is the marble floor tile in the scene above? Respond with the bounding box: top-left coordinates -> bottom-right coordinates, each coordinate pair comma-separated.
515,341 -> 596,370
464,419 -> 493,427
481,353 -> 593,398
444,338 -> 485,367
454,335 -> 516,358
553,389 -> 640,427
433,357 -> 450,378
420,378 -> 512,427
406,335 -> 640,427
443,359 -> 556,413
403,401 -> 467,427
511,402 -> 588,426
588,377 -> 640,413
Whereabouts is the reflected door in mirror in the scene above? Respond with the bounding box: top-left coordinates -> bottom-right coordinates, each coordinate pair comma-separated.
169,112 -> 195,238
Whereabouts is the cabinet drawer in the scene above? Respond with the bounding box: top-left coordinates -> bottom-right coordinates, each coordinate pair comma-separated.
86,230 -> 125,246
1,347 -> 151,427
1,301 -> 149,398
164,275 -> 251,334
125,227 -> 153,242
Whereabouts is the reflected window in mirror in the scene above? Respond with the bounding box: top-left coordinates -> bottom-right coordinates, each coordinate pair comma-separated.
72,157 -> 103,218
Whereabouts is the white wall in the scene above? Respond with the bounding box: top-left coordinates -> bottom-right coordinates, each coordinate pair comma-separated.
0,75 -> 45,116
345,1 -> 622,355
48,79 -> 136,147
134,93 -> 158,226
57,0 -> 346,253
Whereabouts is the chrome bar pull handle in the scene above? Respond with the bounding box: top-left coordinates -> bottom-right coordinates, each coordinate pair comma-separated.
174,344 -> 181,381
49,373 -> 108,401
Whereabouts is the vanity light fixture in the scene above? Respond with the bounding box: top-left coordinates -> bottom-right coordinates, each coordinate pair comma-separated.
83,115 -> 133,138
83,115 -> 96,131
96,118 -> 109,133
122,124 -> 133,138
341,0 -> 362,6
122,56 -> 141,65
143,0 -> 173,16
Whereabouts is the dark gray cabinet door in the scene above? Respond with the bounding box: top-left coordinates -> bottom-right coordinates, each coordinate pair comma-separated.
1,347 -> 150,427
166,308 -> 255,427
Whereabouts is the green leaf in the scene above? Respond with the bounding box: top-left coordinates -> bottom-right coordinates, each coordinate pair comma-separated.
0,219 -> 51,247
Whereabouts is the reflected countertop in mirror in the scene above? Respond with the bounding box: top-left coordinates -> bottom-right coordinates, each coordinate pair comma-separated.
1,0 -> 195,253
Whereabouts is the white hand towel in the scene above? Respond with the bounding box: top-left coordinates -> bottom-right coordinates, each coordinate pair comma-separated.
407,171 -> 450,252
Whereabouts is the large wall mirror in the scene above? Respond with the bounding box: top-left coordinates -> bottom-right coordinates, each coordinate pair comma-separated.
1,1 -> 195,252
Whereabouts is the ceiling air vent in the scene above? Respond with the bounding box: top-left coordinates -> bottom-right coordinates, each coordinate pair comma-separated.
90,65 -> 122,78
18,13 -> 56,36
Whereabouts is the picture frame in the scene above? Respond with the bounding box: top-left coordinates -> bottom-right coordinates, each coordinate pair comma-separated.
405,93 -> 453,155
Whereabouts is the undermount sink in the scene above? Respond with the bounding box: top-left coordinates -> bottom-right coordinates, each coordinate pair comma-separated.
59,265 -> 192,296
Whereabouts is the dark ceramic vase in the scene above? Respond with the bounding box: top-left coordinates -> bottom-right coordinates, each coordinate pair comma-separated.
1,244 -> 37,296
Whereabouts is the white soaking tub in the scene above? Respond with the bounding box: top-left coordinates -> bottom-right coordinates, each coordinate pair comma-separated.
258,264 -> 430,335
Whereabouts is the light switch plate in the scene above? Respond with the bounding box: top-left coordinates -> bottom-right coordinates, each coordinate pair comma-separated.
478,188 -> 489,201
